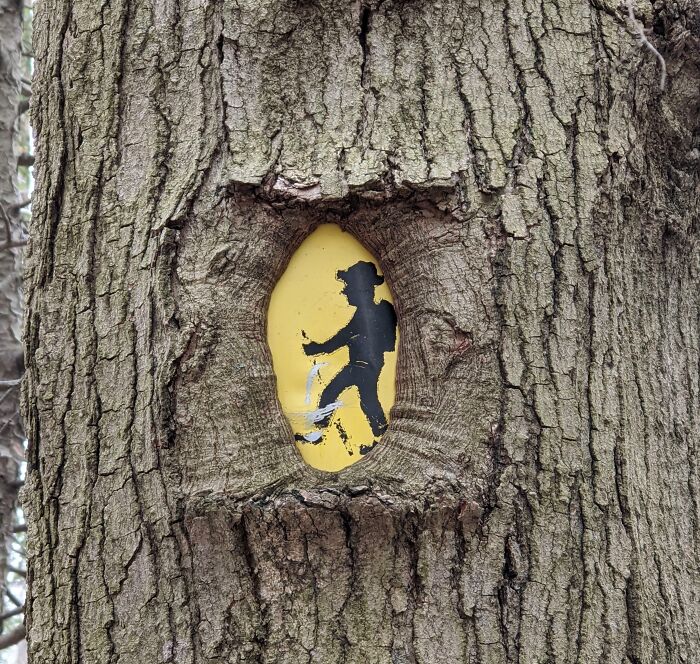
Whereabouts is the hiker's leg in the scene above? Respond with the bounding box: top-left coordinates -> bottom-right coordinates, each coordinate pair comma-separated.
357,370 -> 386,437
314,366 -> 354,428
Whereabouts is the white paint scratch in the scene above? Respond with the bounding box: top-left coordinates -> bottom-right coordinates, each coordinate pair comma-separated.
305,363 -> 328,405
304,401 -> 343,425
299,431 -> 323,443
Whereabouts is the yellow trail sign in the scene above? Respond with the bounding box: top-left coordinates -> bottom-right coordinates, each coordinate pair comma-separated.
268,224 -> 398,472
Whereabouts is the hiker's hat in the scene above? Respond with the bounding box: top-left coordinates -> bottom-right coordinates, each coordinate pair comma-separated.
337,261 -> 384,286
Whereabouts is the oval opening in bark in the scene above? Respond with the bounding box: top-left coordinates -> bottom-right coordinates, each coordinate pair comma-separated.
267,224 -> 398,472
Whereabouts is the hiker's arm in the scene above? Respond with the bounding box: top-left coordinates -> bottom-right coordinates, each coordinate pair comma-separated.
303,323 -> 352,355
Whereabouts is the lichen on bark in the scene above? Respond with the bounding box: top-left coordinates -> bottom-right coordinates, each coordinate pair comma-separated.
23,0 -> 700,662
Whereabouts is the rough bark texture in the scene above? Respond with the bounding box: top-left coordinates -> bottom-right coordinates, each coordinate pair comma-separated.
0,0 -> 24,629
24,1 -> 700,662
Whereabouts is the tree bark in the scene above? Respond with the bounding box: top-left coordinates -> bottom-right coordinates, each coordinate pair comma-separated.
0,0 -> 25,637
24,1 -> 699,663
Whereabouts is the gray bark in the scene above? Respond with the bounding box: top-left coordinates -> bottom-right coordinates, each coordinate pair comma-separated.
24,1 -> 700,663
0,0 -> 24,635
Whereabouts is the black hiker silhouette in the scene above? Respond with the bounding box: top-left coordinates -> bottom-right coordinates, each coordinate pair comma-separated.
298,261 -> 396,444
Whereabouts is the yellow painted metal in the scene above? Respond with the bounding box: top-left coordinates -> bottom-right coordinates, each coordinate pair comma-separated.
267,224 -> 398,471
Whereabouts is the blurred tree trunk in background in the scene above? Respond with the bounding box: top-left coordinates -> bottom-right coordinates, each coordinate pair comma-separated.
24,1 -> 699,663
0,0 -> 25,650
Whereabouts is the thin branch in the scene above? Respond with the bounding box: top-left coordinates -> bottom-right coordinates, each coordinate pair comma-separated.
0,380 -> 21,388
0,605 -> 23,621
0,203 -> 11,243
0,387 -> 17,409
12,524 -> 26,534
7,566 -> 26,578
0,414 -> 23,443
16,153 -> 34,168
4,590 -> 22,608
0,624 -> 25,650
627,0 -> 667,91
10,539 -> 26,553
0,204 -> 26,250
10,198 -> 31,212
0,239 -> 28,251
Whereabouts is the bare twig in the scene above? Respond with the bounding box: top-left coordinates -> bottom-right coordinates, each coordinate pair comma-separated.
16,153 -> 33,168
0,387 -> 17,409
8,566 -> 25,578
626,0 -> 667,91
0,413 -> 23,445
11,198 -> 30,212
0,380 -> 21,388
0,239 -> 28,251
0,204 -> 26,250
12,524 -> 26,534
4,590 -> 22,608
0,624 -> 25,650
0,202 -> 11,242
0,605 -> 23,621
10,539 -> 26,554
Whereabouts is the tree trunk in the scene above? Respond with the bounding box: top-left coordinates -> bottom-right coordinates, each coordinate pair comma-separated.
24,1 -> 699,663
0,0 -> 25,635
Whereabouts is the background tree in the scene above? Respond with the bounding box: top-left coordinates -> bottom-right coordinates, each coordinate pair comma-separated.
24,1 -> 699,663
0,0 -> 30,660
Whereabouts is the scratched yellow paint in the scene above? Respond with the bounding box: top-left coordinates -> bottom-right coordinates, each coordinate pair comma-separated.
268,224 -> 398,472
